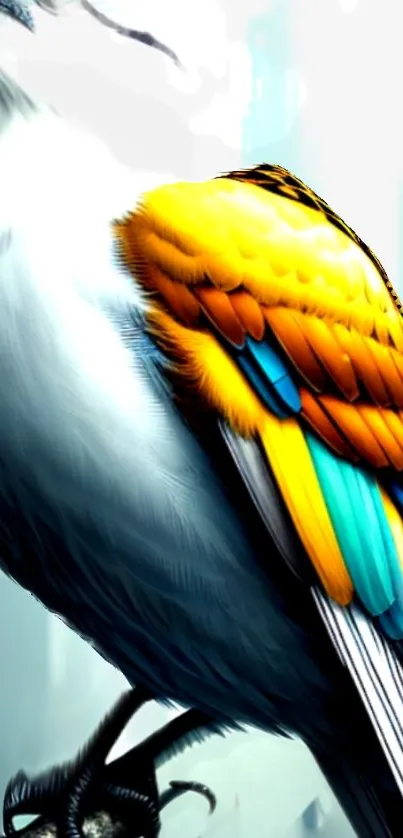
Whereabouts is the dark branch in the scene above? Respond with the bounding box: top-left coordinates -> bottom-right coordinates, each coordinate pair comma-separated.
80,0 -> 183,68
0,0 -> 183,69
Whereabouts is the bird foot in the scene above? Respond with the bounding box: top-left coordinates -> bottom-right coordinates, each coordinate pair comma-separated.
2,687 -> 216,838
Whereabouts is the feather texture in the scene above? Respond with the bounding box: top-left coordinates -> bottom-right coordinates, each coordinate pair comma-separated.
114,163 -> 403,638
1,71 -> 403,837
0,75 -> 350,743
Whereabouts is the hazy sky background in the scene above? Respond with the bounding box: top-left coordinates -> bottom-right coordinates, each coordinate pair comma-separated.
0,1 -> 399,835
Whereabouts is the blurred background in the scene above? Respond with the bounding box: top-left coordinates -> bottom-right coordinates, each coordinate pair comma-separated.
0,0 -> 399,835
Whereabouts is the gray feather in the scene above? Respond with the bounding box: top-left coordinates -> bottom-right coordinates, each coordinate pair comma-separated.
219,421 -> 315,584
0,69 -> 37,135
0,0 -> 34,30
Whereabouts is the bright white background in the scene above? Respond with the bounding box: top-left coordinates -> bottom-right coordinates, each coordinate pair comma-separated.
0,1 -> 400,835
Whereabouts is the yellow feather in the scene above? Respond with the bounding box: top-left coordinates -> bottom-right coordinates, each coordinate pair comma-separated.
148,307 -> 265,436
259,414 -> 353,606
117,177 -> 403,349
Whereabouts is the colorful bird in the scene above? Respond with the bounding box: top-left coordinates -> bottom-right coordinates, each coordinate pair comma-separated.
1,67 -> 403,838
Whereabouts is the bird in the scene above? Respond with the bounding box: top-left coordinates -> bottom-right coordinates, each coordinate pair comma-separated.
1,66 -> 403,838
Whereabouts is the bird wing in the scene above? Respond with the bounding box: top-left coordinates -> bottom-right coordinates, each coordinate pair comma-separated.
114,162 -> 403,641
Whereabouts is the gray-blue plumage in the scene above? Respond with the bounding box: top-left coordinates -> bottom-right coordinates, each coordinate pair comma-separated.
0,69 -> 401,837
0,0 -> 34,30
0,285 -> 327,737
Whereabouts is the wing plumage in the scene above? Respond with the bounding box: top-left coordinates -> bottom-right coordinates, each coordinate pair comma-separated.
114,163 -> 403,638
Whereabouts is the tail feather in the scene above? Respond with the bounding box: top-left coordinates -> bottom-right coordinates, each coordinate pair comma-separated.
309,592 -> 403,837
310,742 -> 401,838
220,423 -> 403,836
313,590 -> 403,799
219,421 -> 315,584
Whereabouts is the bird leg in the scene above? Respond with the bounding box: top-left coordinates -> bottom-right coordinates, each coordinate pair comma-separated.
3,687 -> 217,838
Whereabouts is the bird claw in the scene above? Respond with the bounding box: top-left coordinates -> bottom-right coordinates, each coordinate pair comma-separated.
3,688 -> 217,838
161,780 -> 217,815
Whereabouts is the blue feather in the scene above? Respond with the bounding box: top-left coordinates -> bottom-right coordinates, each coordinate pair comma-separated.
245,337 -> 301,413
236,353 -> 289,418
389,481 -> 403,510
232,336 -> 301,418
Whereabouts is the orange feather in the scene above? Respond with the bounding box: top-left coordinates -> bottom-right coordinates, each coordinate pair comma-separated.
193,287 -> 246,348
300,390 -> 359,461
146,267 -> 201,326
357,404 -> 403,470
332,324 -> 390,406
229,291 -> 266,341
114,168 -> 403,478
365,339 -> 403,408
264,308 -> 327,391
317,396 -> 389,468
299,316 -> 359,401
382,409 -> 403,453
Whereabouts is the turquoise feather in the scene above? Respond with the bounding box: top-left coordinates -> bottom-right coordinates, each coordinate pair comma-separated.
228,327 -> 403,638
376,503 -> 403,639
306,433 -> 395,619
378,605 -> 403,640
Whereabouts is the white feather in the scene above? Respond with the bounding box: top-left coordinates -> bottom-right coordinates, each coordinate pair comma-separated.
0,72 -> 339,735
0,73 -> 240,586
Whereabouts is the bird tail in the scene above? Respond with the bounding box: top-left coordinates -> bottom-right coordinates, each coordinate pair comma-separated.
307,589 -> 403,838
220,425 -> 403,837
310,739 -> 402,838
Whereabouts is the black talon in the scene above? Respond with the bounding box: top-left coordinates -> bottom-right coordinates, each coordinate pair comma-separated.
51,690 -> 154,838
4,688 -> 154,838
3,690 -> 218,838
161,780 -> 217,814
